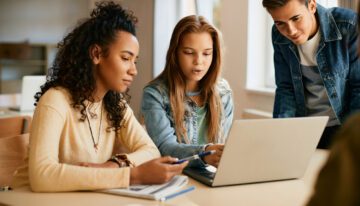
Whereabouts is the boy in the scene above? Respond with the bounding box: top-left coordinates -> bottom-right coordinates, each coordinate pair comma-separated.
263,0 -> 360,148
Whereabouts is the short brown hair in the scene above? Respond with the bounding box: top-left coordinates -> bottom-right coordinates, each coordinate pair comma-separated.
262,0 -> 308,10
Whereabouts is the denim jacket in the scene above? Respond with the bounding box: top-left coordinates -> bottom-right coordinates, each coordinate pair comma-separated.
272,4 -> 360,123
141,78 -> 234,167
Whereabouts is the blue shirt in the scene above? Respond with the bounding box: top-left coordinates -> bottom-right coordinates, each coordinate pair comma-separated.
272,4 -> 360,123
141,78 -> 234,167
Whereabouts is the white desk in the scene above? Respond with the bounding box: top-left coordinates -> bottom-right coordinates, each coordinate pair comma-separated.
0,150 -> 329,206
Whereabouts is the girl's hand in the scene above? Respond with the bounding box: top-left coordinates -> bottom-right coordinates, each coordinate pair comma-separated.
203,144 -> 224,167
130,156 -> 188,185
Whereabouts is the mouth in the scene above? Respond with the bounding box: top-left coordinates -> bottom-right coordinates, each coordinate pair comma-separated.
191,69 -> 204,74
290,34 -> 301,41
123,79 -> 133,86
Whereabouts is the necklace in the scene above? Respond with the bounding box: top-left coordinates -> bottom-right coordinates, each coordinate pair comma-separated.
87,101 -> 101,119
86,105 -> 103,152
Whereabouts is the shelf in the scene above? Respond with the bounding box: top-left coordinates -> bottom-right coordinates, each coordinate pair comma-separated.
0,59 -> 47,66
0,43 -> 56,94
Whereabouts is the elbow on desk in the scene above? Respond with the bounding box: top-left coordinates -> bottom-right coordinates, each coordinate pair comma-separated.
29,171 -> 53,192
28,164 -> 63,192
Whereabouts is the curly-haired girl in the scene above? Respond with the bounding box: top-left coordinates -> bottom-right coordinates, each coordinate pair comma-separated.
12,1 -> 187,192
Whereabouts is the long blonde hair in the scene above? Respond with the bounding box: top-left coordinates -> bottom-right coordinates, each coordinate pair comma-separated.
151,15 -> 223,144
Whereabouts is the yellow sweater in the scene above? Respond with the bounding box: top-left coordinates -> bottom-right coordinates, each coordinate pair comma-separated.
13,87 -> 160,192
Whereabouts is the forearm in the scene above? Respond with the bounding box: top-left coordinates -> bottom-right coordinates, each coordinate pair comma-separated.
118,107 -> 161,166
127,145 -> 160,167
29,161 -> 130,192
273,86 -> 297,118
272,40 -> 298,118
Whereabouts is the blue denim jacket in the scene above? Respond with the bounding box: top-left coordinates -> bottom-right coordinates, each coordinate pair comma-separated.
272,4 -> 360,123
141,78 -> 234,167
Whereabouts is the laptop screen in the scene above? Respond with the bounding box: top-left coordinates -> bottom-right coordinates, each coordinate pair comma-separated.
20,75 -> 46,111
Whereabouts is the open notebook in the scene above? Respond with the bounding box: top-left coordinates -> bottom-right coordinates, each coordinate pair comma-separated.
98,175 -> 194,201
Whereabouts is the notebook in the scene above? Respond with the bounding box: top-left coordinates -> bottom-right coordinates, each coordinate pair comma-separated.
184,116 -> 328,187
9,75 -> 46,112
98,175 -> 195,201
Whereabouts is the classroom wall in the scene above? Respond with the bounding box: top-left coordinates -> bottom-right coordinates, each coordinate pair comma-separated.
0,0 -> 275,118
115,0 -> 155,117
220,0 -> 275,119
0,0 -> 89,44
0,0 -> 154,116
76,0 -> 155,117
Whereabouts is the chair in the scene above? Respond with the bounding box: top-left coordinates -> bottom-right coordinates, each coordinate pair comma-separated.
0,115 -> 31,138
0,133 -> 29,186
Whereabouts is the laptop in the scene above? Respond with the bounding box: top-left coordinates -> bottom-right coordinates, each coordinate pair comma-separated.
9,75 -> 46,112
183,116 -> 328,187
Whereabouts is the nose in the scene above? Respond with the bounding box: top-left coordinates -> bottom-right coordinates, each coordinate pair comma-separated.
286,22 -> 297,36
193,53 -> 202,65
128,63 -> 138,76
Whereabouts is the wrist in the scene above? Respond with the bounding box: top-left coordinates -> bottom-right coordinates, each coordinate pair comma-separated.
130,167 -> 140,185
106,161 -> 121,168
203,143 -> 213,151
200,144 -> 213,165
108,156 -> 125,168
108,154 -> 132,168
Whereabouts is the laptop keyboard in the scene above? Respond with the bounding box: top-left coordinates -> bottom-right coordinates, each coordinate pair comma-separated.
186,167 -> 216,179
199,170 -> 215,179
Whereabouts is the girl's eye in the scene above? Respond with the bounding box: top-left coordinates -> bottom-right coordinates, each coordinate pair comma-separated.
203,52 -> 212,56
183,50 -> 193,55
121,56 -> 130,61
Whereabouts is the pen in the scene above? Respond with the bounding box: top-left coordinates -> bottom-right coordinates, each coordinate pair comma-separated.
173,150 -> 216,164
159,186 -> 195,201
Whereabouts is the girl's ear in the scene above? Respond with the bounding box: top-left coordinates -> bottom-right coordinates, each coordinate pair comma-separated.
89,44 -> 102,65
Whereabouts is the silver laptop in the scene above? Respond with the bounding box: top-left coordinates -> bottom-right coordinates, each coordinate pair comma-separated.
183,116 -> 328,187
10,75 -> 46,112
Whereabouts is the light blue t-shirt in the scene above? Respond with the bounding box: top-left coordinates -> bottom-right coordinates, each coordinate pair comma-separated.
193,106 -> 208,145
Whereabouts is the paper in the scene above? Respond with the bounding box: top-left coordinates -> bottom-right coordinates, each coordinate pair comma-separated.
98,175 -> 193,201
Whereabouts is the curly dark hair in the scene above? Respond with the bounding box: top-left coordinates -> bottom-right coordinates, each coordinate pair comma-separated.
35,1 -> 138,132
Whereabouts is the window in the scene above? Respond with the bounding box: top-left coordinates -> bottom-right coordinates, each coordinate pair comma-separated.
247,0 -> 338,94
246,1 -> 275,93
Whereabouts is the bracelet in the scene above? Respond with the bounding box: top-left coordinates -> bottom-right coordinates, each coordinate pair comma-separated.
109,154 -> 133,168
108,157 -> 121,167
115,154 -> 134,167
109,156 -> 127,168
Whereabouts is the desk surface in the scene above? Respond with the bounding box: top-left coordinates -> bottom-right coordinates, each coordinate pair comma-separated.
0,150 -> 329,206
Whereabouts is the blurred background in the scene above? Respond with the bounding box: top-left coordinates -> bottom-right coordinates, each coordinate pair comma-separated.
0,0 -> 357,119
